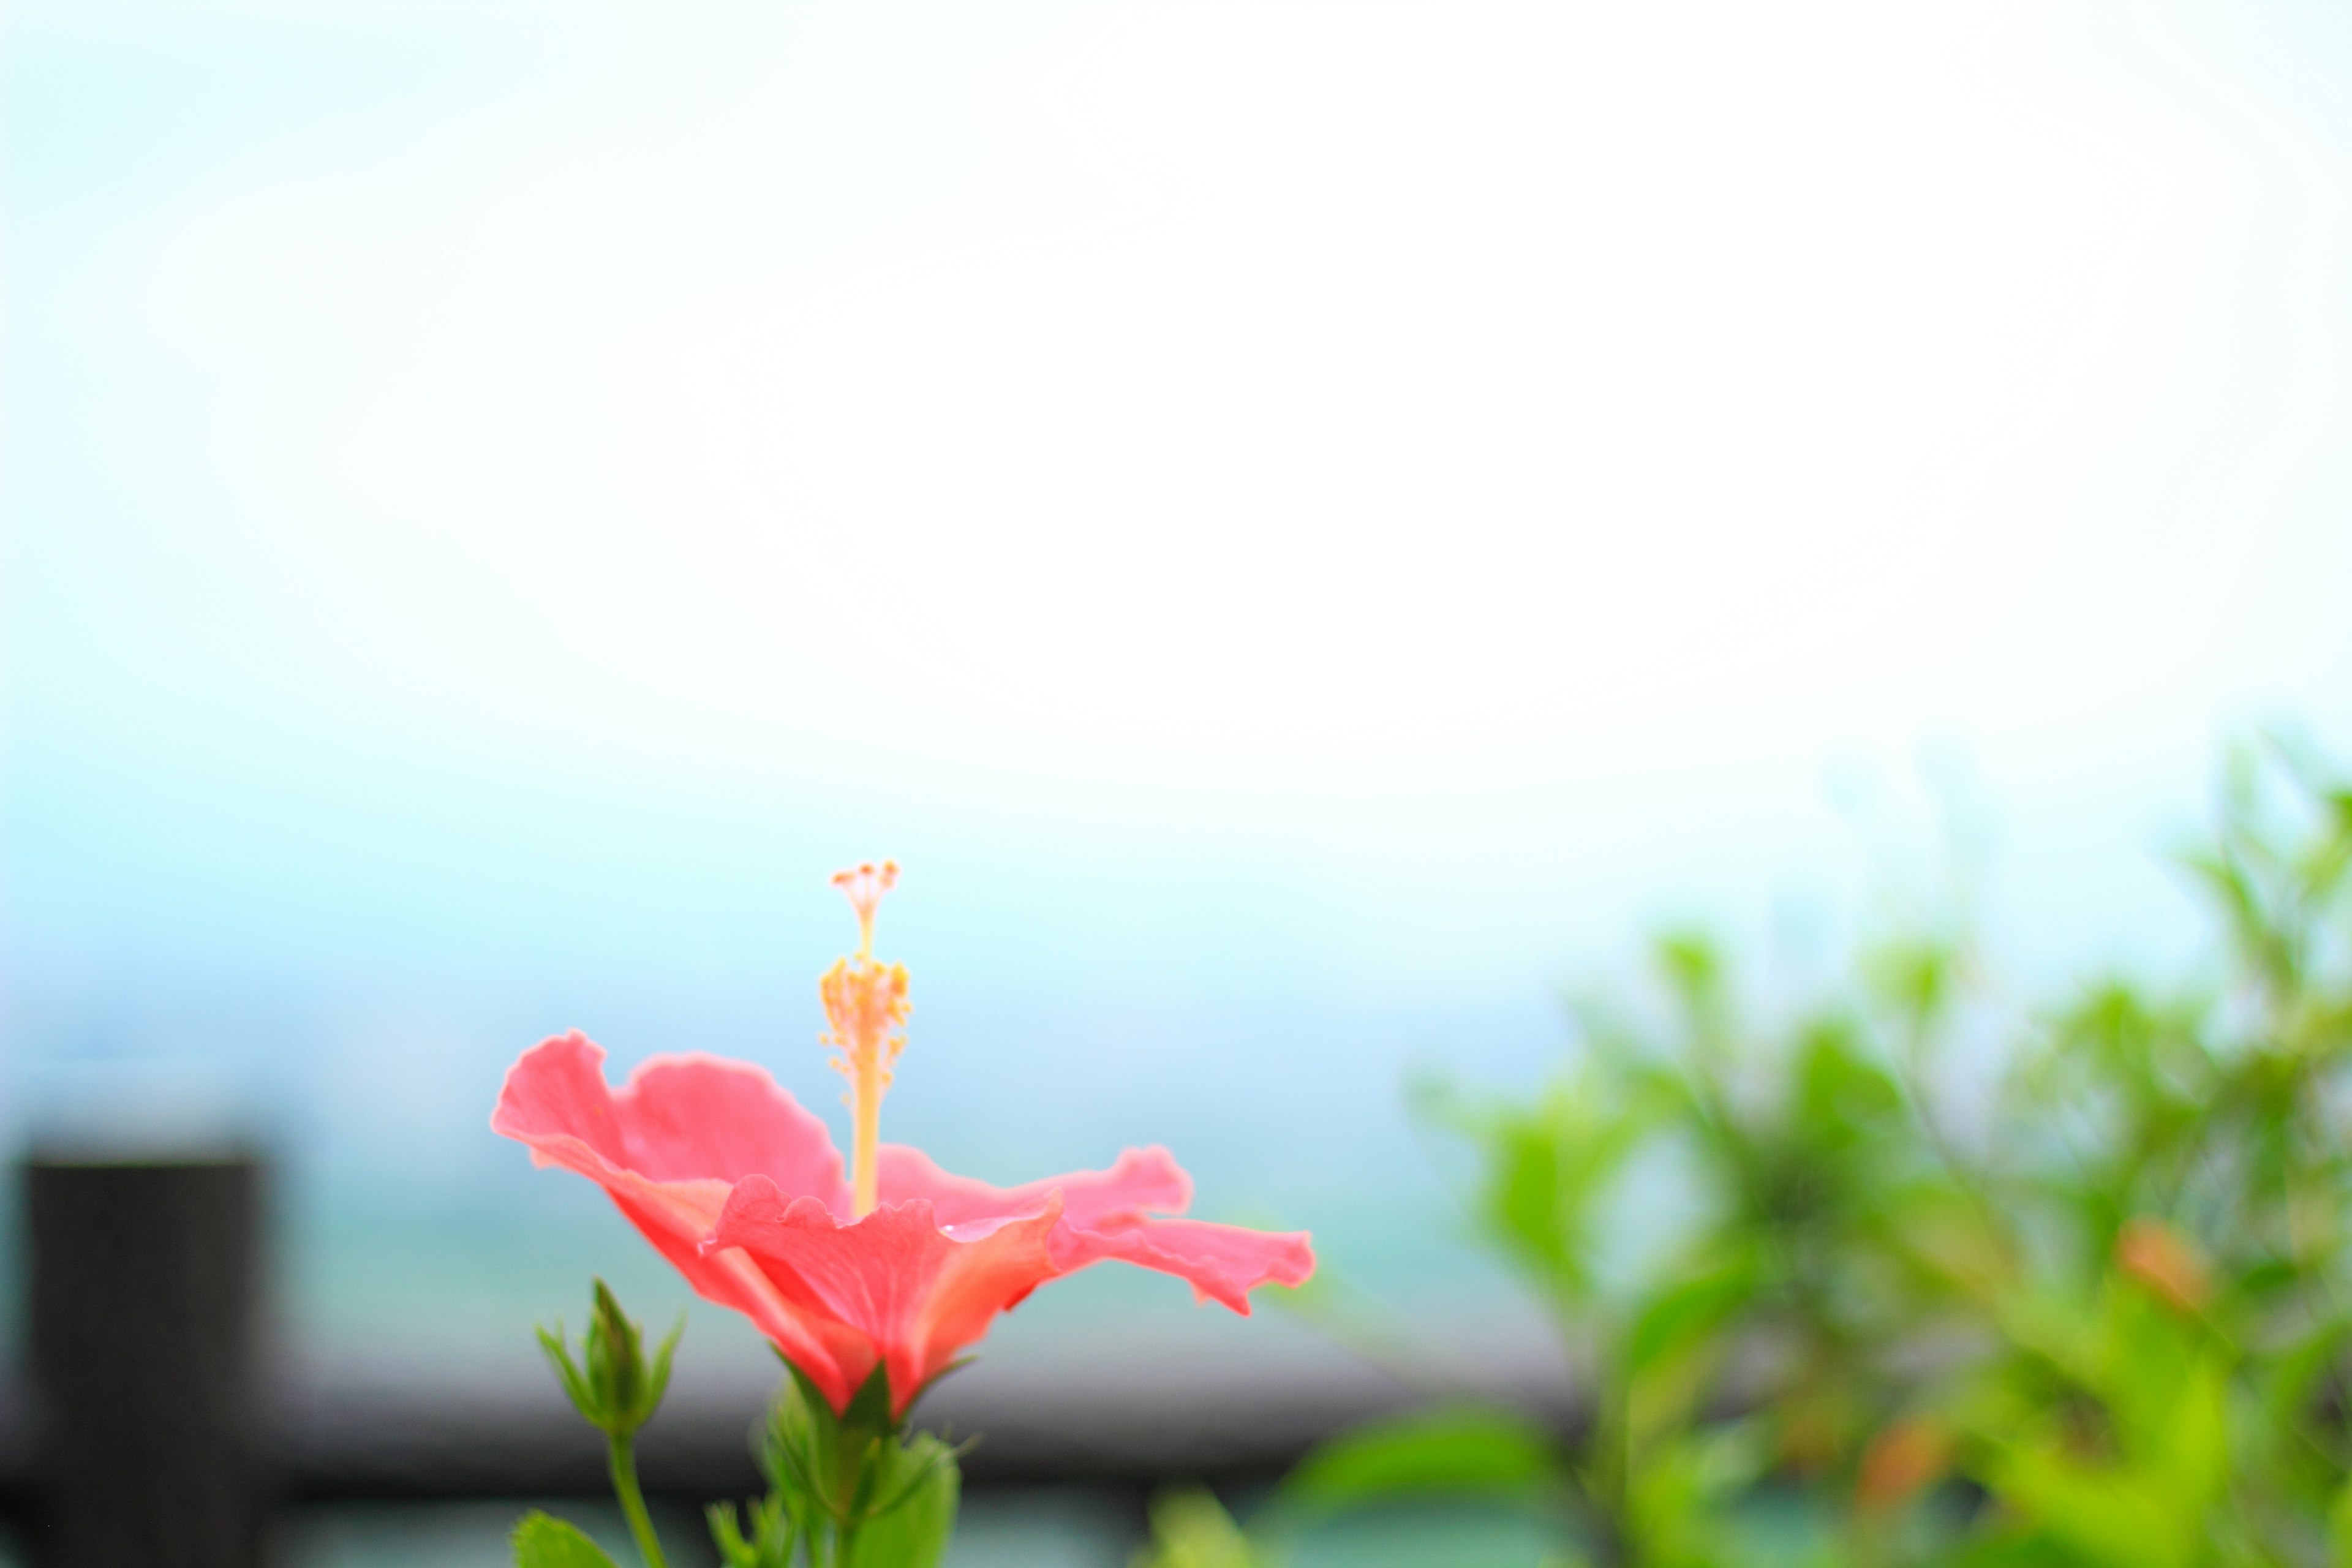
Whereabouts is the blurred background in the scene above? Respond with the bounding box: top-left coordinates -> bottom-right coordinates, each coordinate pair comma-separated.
7,1 -> 2352,1562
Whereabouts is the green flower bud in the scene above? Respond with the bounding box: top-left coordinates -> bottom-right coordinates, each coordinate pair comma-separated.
539,1279 -> 682,1438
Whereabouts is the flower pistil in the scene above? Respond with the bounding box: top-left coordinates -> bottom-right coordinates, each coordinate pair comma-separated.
821,861 -> 910,1218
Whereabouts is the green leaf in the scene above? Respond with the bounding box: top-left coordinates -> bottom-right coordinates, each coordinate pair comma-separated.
1622,1253 -> 1758,1448
511,1511 -> 622,1568
1623,1421 -> 1768,1568
1944,1535 -> 2084,1568
1978,1439 -> 2195,1568
1861,930 -> 1967,1055
1626,1254 -> 1755,1376
1656,930 -> 1727,1020
1443,1066 -> 1666,1313
1795,1018 -> 1902,1139
2329,1472 -> 2352,1568
2148,1353 -> 2228,1511
1280,1404 -> 1567,1512
1488,1110 -> 1580,1292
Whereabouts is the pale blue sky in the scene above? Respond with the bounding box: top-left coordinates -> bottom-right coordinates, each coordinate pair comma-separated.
7,0 -> 2352,1350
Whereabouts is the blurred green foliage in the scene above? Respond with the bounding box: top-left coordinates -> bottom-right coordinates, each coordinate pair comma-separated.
1131,1489 -> 1265,1568
512,1511 -> 628,1568
1139,738 -> 2352,1568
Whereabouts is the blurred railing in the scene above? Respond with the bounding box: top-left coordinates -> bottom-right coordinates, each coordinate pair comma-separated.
2,1156 -> 1552,1566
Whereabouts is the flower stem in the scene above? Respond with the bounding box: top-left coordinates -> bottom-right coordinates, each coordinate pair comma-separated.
606,1430 -> 669,1568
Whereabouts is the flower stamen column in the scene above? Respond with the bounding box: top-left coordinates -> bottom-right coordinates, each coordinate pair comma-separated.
821,861 -> 910,1218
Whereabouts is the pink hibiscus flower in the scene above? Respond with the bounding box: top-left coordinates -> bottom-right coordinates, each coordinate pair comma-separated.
492,864 -> 1314,1416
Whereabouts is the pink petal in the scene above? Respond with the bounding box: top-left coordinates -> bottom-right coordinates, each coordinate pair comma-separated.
602,1185 -> 876,1412
491,1032 -> 866,1406
494,1030 -> 852,1205
876,1143 -> 1192,1229
1051,1213 -> 1317,1313
709,1175 -> 1064,1414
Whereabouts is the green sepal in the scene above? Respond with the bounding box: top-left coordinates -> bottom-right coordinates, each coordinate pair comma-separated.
707,1493 -> 797,1568
838,1357 -> 897,1457
758,1352 -> 964,1558
768,1359 -> 894,1520
537,1327 -> 598,1425
841,1431 -> 961,1568
511,1510 -> 623,1568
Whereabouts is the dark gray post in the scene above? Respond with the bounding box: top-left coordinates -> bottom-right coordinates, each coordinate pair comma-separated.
26,1156 -> 270,1568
